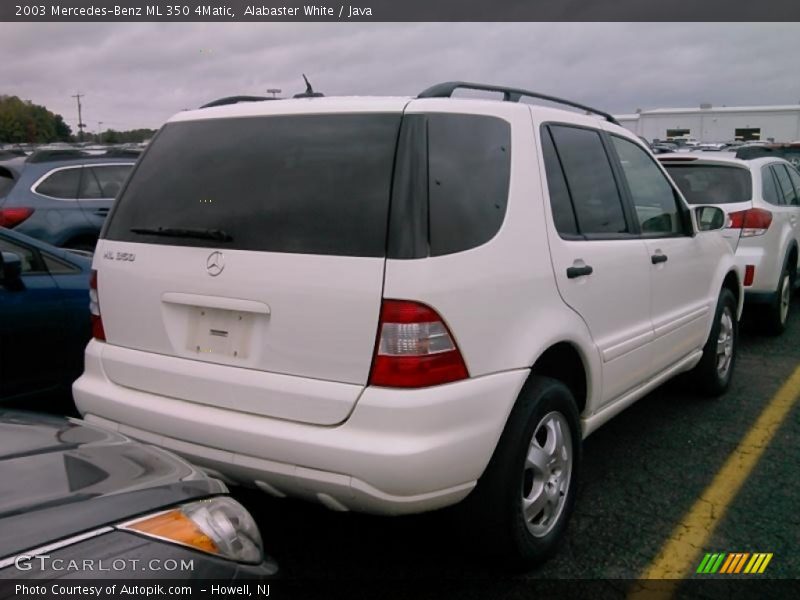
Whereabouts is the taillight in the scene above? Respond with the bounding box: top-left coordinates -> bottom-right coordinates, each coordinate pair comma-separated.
89,270 -> 106,341
368,300 -> 469,388
0,207 -> 34,228
727,208 -> 772,237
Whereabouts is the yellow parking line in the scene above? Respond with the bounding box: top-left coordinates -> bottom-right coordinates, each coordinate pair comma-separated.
630,363 -> 800,594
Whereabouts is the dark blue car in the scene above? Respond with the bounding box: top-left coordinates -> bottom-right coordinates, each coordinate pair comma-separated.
0,227 -> 91,401
0,149 -> 136,251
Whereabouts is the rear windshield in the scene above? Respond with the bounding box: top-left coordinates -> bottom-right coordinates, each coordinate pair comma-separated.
105,114 -> 402,257
662,164 -> 752,204
0,166 -> 15,197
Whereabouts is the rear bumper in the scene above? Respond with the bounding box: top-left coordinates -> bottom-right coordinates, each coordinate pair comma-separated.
74,341 -> 527,515
736,242 -> 780,295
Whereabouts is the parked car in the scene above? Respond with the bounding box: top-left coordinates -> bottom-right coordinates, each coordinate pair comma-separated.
0,228 -> 92,401
0,150 -> 135,252
0,410 -> 276,579
660,153 -> 800,334
736,142 -> 800,170
74,81 -> 742,566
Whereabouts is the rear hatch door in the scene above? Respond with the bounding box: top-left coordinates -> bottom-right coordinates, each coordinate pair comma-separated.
98,104 -> 407,425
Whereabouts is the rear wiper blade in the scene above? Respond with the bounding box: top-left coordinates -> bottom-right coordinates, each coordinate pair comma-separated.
130,227 -> 232,242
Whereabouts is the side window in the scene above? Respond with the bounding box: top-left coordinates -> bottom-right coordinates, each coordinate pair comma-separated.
34,168 -> 81,199
773,165 -> 799,206
786,165 -> 800,204
540,127 -> 578,236
42,254 -> 80,275
79,165 -> 131,199
611,136 -> 684,235
762,167 -> 782,205
0,237 -> 46,274
427,114 -> 511,256
548,125 -> 628,235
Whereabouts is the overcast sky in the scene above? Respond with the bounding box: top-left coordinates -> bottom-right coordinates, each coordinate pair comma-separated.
1,22 -> 799,132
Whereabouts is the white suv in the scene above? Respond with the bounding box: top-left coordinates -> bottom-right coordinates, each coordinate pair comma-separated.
74,82 -> 742,565
661,154 -> 800,334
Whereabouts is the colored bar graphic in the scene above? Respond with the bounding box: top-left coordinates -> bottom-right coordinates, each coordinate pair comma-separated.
698,552 -> 773,574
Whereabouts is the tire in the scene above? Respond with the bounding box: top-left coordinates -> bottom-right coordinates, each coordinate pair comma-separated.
458,376 -> 581,568
691,288 -> 738,397
761,266 -> 793,336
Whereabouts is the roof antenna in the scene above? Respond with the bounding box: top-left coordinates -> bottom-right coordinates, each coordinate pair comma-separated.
294,74 -> 324,98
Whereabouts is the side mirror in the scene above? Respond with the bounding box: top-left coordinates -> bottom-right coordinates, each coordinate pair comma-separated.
0,251 -> 22,285
694,206 -> 726,232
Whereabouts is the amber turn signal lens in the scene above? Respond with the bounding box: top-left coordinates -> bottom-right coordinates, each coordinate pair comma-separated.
125,509 -> 218,554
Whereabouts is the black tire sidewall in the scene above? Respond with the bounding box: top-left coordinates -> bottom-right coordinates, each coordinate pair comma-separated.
469,376 -> 581,566
696,288 -> 738,395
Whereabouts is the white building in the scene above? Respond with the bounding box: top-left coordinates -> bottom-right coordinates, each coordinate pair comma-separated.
615,104 -> 800,143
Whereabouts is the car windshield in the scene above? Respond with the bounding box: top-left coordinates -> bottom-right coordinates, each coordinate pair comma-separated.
663,164 -> 752,204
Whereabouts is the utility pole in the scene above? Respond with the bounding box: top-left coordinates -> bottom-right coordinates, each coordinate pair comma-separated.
72,93 -> 85,142
97,121 -> 104,143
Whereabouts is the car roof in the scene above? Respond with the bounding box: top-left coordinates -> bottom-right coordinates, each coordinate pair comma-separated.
657,153 -> 784,170
169,94 -> 622,133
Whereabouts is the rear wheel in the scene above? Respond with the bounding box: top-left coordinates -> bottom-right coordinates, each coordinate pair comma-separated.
458,376 -> 580,568
691,288 -> 738,396
761,267 -> 792,336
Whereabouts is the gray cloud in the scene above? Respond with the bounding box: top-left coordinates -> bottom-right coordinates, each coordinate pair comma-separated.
1,22 -> 798,131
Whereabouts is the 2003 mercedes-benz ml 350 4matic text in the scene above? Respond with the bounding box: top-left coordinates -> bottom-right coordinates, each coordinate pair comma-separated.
74,82 -> 743,566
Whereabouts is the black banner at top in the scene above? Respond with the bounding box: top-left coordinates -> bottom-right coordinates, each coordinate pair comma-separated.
3,0 -> 800,22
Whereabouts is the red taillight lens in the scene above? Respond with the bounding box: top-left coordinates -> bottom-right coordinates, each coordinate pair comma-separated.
744,265 -> 755,287
368,300 -> 469,388
0,207 -> 34,228
89,270 -> 106,341
727,208 -> 772,237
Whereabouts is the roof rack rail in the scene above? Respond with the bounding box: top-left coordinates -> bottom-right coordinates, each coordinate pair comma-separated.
26,149 -> 91,163
417,81 -> 619,125
199,95 -> 276,109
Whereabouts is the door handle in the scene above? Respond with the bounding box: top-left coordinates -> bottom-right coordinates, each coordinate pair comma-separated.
651,253 -> 668,265
566,264 -> 594,279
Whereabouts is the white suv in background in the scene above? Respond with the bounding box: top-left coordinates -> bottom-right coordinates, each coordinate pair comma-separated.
74,82 -> 742,565
661,154 -> 800,334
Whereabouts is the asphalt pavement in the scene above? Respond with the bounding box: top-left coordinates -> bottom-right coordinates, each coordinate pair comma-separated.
234,299 -> 800,596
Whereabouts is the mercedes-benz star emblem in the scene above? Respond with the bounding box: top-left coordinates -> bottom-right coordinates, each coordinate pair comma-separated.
206,251 -> 225,277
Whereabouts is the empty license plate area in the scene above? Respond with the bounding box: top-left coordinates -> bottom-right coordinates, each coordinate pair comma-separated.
187,306 -> 256,359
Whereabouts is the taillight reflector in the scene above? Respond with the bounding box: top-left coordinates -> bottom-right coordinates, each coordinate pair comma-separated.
89,270 -> 106,341
369,300 -> 468,388
744,265 -> 755,287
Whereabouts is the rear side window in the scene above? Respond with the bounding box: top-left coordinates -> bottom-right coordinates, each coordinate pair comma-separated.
662,164 -> 752,205
427,114 -> 511,256
772,165 -> 799,206
35,168 -> 81,199
786,165 -> 800,201
79,165 -> 132,199
548,125 -> 628,235
762,166 -> 782,205
105,114 -> 402,257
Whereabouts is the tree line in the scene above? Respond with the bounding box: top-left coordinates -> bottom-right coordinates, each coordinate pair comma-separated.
0,95 -> 157,144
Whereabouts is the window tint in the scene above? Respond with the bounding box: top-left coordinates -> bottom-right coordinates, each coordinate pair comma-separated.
0,237 -> 44,274
772,165 -> 799,206
612,136 -> 683,235
541,127 -> 578,236
427,114 -> 511,256
662,164 -> 752,204
762,166 -> 782,205
786,165 -> 800,201
35,168 -> 81,199
548,125 -> 627,235
79,165 -> 131,199
106,115 -> 401,257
